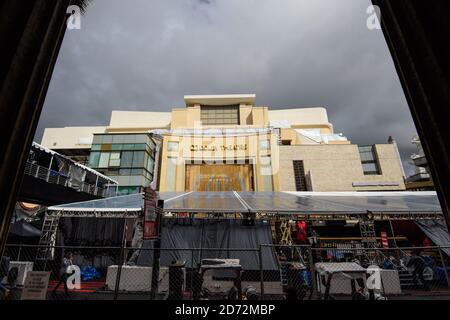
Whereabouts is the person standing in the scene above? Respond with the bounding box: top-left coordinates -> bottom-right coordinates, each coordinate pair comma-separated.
52,252 -> 73,297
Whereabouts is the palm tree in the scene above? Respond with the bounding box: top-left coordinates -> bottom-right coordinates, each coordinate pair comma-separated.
74,0 -> 93,14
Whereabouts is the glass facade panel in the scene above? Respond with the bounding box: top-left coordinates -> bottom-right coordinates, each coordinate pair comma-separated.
132,151 -> 145,168
111,144 -> 123,151
200,105 -> 240,125
134,135 -> 147,144
119,135 -> 132,143
133,143 -> 147,150
89,152 -> 100,168
89,133 -> 156,189
363,163 -> 378,174
103,135 -> 113,144
359,146 -> 381,175
117,186 -> 140,196
101,144 -> 112,151
91,144 -> 101,151
98,153 -> 110,168
147,157 -> 155,173
109,152 -> 121,167
92,135 -> 103,144
131,168 -> 143,175
112,135 -> 126,144
122,144 -> 134,150
121,151 -> 134,167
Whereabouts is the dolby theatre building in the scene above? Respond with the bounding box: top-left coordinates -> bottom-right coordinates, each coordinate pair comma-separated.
42,94 -> 406,194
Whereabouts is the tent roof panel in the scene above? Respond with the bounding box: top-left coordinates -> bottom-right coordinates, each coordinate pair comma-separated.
47,191 -> 443,215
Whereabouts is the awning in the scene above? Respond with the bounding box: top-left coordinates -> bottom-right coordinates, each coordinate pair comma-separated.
32,142 -> 118,185
47,191 -> 443,218
8,219 -> 42,238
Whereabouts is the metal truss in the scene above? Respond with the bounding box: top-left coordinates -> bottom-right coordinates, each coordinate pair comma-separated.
46,209 -> 443,221
163,211 -> 444,221
46,210 -> 141,218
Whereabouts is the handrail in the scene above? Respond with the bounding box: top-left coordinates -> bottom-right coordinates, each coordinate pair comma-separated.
24,161 -> 109,197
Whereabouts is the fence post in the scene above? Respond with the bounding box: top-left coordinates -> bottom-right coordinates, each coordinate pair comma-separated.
307,246 -> 318,300
113,219 -> 127,300
190,248 -> 194,298
438,247 -> 450,290
259,245 -> 264,299
150,200 -> 164,300
43,245 -> 49,271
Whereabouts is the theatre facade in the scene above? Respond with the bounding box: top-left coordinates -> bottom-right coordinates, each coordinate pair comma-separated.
41,94 -> 406,194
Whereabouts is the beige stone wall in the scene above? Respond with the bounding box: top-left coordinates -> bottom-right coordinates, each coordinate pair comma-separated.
41,126 -> 107,150
278,144 -> 406,192
108,110 -> 171,130
269,107 -> 333,129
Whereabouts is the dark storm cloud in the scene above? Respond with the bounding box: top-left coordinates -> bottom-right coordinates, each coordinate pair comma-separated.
37,0 -> 418,174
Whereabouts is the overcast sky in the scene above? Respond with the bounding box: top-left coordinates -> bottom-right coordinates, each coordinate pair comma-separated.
37,0 -> 418,175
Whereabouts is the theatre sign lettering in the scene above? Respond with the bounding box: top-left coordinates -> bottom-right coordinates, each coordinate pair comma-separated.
190,144 -> 248,152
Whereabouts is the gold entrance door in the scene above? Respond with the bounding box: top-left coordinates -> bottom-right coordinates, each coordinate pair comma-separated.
185,164 -> 254,191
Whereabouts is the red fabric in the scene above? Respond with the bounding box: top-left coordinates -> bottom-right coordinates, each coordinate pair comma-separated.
144,221 -> 157,239
391,220 -> 426,246
296,221 -> 307,242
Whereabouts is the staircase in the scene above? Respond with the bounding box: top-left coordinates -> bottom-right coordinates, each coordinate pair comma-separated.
398,269 -> 416,290
36,215 -> 59,261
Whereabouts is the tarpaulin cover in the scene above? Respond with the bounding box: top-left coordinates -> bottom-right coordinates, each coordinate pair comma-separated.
8,219 -> 42,238
416,220 -> 450,256
136,219 -> 278,270
61,217 -> 125,247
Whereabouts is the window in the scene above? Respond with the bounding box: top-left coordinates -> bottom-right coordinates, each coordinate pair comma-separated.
147,157 -> 155,173
89,152 -> 100,168
117,186 -> 140,195
359,146 -> 381,175
293,160 -> 307,191
260,140 -> 270,151
109,152 -> 121,167
121,151 -> 133,167
200,105 -> 240,125
91,144 -> 101,151
132,151 -> 145,168
98,153 -> 110,168
167,141 -> 179,152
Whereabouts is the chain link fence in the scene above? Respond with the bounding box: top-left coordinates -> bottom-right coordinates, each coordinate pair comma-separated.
1,244 -> 449,300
